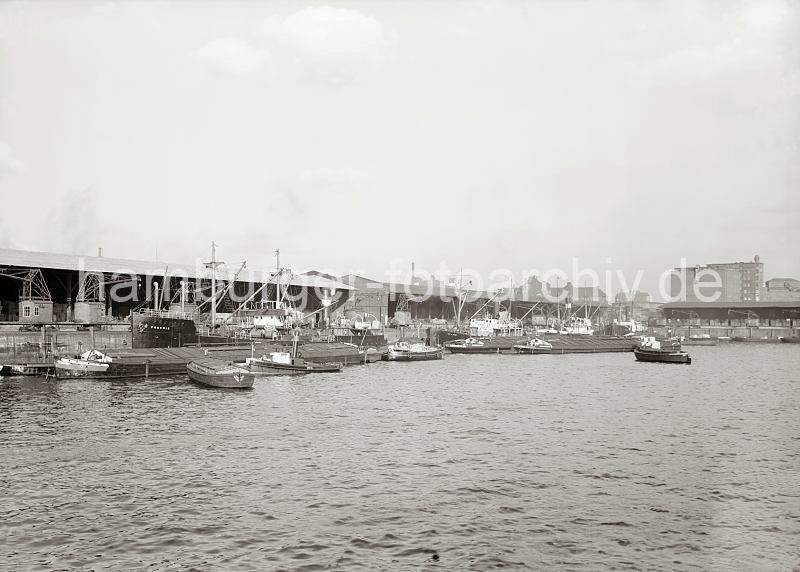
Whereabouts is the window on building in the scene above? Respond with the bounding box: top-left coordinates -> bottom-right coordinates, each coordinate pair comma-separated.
23,306 -> 30,317
34,306 -> 40,317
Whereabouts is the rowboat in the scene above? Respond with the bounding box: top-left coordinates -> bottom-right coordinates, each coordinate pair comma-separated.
186,358 -> 255,388
248,352 -> 343,375
383,341 -> 444,361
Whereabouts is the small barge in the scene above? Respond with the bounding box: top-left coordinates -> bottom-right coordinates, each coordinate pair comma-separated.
187,358 -> 255,389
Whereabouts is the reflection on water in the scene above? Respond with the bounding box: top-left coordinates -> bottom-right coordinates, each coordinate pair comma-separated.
1,344 -> 799,570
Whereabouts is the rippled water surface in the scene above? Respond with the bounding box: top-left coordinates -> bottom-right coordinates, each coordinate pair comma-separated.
1,344 -> 799,570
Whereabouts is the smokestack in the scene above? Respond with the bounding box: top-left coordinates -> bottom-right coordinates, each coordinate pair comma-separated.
411,261 -> 415,284
98,247 -> 103,257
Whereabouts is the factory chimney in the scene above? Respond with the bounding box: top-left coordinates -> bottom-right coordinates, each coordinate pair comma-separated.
98,247 -> 103,257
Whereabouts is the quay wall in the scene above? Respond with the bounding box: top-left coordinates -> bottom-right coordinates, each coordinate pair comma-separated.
0,331 -> 132,363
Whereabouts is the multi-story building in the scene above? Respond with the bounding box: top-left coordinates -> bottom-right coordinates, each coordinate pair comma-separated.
670,255 -> 764,303
764,278 -> 800,302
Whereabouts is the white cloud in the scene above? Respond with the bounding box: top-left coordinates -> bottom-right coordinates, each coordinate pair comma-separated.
0,141 -> 25,176
195,38 -> 268,75
265,7 -> 390,82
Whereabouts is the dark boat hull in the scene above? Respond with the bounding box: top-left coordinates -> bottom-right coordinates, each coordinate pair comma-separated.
296,343 -> 364,366
445,345 -> 503,354
513,347 -> 551,355
545,335 -> 636,354
683,337 -> 718,346
634,348 -> 691,364
778,336 -> 800,344
132,313 -> 198,348
332,329 -> 387,348
0,363 -> 54,376
429,329 -> 470,346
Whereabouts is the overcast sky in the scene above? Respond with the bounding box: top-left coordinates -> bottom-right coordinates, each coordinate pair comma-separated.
0,1 -> 797,297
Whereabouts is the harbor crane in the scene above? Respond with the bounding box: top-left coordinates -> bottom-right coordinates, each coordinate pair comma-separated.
0,268 -> 52,303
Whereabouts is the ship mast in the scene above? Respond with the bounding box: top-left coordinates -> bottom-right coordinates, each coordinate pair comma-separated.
456,268 -> 463,328
205,241 -> 223,331
275,248 -> 281,308
211,242 -> 216,329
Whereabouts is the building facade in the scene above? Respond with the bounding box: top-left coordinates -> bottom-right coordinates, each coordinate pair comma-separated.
670,255 -> 764,303
764,278 -> 800,302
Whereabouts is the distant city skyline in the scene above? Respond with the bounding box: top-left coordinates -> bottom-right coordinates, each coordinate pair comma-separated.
0,1 -> 797,298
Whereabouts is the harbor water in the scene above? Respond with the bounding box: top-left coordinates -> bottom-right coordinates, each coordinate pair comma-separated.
1,344 -> 798,570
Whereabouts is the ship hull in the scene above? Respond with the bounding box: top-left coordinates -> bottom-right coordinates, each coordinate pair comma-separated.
132,313 -> 198,348
1,363 -> 54,376
445,345 -> 503,354
383,349 -> 443,361
249,360 -> 342,375
634,348 -> 691,364
683,337 -> 718,346
187,360 -> 254,388
513,346 -> 551,354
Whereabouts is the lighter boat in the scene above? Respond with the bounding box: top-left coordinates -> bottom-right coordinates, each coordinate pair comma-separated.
186,357 -> 254,388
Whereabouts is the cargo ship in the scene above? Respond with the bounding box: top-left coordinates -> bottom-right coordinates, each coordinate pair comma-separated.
131,309 -> 198,349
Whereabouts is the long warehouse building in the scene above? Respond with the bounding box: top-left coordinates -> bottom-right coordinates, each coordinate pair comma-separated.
0,248 -> 355,323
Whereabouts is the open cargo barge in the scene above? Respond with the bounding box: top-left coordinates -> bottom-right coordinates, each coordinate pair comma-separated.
53,341 -> 370,379
436,334 -> 635,354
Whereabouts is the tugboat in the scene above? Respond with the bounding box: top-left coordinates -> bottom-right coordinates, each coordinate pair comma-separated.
512,338 -> 553,354
187,357 -> 255,389
634,337 -> 692,365
383,341 -> 444,361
